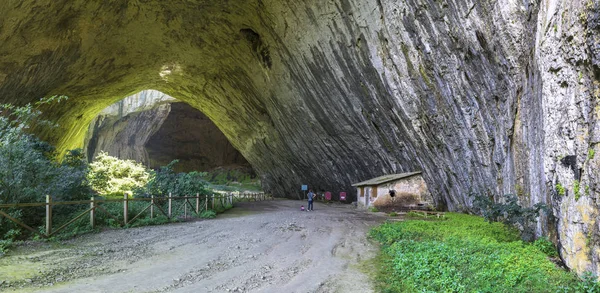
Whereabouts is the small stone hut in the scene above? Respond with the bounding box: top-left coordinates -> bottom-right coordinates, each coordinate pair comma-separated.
352,171 -> 432,209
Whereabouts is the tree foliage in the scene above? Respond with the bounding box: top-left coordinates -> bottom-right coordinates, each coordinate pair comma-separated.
88,151 -> 151,196
135,160 -> 210,198
0,98 -> 91,240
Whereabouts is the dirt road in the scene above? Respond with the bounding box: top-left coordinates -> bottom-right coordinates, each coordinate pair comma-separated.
0,199 -> 386,293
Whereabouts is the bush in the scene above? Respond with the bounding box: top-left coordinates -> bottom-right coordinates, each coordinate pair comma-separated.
88,152 -> 151,196
135,160 -> 210,198
369,213 -> 588,292
472,193 -> 548,242
0,98 -> 92,240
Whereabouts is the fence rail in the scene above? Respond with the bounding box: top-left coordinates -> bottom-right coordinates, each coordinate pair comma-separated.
0,192 -> 271,238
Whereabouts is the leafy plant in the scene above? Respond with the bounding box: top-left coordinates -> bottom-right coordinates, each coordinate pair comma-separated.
135,160 -> 210,198
589,148 -> 595,160
199,210 -> 217,219
472,193 -> 548,242
88,152 -> 151,197
533,237 -> 559,257
557,183 -> 566,196
0,98 -> 91,240
574,180 -> 581,201
368,206 -> 379,213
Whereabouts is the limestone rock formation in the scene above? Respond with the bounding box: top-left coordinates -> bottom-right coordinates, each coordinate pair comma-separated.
0,0 -> 599,274
85,90 -> 250,172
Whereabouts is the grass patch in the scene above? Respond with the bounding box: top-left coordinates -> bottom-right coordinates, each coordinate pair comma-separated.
369,213 -> 588,292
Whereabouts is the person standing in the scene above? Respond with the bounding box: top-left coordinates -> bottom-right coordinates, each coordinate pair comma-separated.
307,189 -> 315,211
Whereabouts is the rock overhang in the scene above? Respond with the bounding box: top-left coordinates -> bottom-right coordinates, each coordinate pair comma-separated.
2,1 -> 600,275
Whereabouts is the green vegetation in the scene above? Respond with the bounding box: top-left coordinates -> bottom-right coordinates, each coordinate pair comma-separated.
586,185 -> 591,196
589,148 -> 595,160
0,98 -> 91,247
574,180 -> 581,201
134,159 -> 211,198
204,167 -> 261,192
472,193 -> 547,242
0,100 -> 244,252
88,151 -> 151,197
200,210 -> 217,219
369,213 -> 592,293
533,237 -> 559,258
368,206 -> 379,213
556,183 -> 566,196
388,212 -> 398,217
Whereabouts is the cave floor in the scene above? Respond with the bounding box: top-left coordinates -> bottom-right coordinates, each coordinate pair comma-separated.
1,199 -> 386,293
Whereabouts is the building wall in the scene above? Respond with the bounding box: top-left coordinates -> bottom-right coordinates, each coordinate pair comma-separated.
357,175 -> 432,208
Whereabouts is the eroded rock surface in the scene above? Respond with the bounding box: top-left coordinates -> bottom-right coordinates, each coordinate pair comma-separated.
0,0 -> 599,274
85,90 -> 250,172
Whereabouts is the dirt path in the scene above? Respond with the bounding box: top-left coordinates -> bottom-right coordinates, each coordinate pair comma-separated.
0,199 -> 386,293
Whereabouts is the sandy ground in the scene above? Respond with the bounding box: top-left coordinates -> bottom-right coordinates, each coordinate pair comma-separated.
0,199 -> 386,293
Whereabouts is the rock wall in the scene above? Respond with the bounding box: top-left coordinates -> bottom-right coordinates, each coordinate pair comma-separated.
84,90 -> 174,163
85,90 -> 250,172
536,0 -> 600,276
0,0 -> 598,274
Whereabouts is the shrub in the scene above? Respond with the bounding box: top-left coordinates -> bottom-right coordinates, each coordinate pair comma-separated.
88,152 -> 151,196
0,98 -> 92,239
135,160 -> 210,198
472,193 -> 548,242
368,207 -> 379,212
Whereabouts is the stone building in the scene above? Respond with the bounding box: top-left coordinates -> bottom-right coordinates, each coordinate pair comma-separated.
352,172 -> 432,209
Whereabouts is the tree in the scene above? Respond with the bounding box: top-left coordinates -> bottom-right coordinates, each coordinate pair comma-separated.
87,152 -> 151,197
0,97 -> 91,239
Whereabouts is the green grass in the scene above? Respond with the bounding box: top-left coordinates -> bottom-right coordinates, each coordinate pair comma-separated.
369,213 -> 589,293
368,207 -> 379,213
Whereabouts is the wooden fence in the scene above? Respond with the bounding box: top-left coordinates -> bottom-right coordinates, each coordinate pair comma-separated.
0,192 -> 270,239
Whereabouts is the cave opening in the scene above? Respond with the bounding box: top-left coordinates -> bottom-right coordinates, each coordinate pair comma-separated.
84,89 -> 255,181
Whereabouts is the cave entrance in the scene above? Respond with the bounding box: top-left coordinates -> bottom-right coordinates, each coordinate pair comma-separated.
84,90 -> 255,181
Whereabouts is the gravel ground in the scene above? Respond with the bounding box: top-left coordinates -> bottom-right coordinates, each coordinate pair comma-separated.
0,199 -> 386,293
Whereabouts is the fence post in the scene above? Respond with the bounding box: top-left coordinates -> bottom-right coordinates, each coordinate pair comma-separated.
150,194 -> 154,219
123,193 -> 129,225
211,194 -> 215,210
168,192 -> 172,218
184,196 -> 187,219
90,196 -> 95,229
46,195 -> 52,237
196,193 -> 199,214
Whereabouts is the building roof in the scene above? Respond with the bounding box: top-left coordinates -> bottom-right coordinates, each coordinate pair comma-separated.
351,171 -> 422,187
